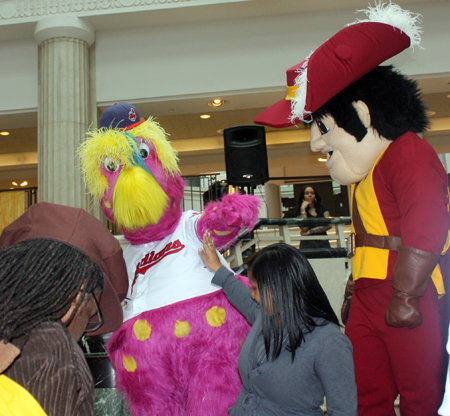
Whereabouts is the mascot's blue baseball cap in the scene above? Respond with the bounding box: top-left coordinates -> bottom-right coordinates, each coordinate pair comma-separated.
100,102 -> 144,131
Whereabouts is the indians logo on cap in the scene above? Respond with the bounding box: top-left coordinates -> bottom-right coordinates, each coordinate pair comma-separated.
128,108 -> 137,122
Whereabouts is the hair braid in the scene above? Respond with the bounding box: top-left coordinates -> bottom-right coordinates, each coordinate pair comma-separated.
0,239 -> 104,343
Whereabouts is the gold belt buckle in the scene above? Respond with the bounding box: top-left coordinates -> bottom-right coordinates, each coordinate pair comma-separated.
347,233 -> 356,258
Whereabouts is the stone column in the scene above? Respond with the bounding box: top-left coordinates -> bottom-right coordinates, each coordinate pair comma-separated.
34,16 -> 95,209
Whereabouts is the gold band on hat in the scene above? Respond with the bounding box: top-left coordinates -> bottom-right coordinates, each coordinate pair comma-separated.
285,85 -> 299,101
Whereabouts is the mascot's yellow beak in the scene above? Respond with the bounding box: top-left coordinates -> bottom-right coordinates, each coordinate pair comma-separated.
112,166 -> 168,230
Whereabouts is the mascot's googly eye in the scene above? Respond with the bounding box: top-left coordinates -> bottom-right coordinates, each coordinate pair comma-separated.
104,157 -> 120,173
139,142 -> 150,159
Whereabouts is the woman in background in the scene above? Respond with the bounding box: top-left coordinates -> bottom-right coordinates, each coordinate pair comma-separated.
296,185 -> 331,249
199,236 -> 357,416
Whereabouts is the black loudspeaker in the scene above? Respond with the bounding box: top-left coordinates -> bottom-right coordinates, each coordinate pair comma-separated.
224,125 -> 269,187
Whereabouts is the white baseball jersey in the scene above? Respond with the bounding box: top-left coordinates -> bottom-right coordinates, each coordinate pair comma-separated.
122,210 -> 230,322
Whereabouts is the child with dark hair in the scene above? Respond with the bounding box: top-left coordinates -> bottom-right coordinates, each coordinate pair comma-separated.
199,234 -> 357,415
0,202 -> 128,416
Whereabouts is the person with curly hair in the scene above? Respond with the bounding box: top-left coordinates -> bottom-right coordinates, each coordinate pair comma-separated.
0,202 -> 128,416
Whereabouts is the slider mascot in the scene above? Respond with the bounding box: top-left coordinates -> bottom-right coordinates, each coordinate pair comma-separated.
79,103 -> 260,416
255,3 -> 450,415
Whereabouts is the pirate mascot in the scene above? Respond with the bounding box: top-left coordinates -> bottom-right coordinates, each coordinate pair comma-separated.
255,3 -> 450,415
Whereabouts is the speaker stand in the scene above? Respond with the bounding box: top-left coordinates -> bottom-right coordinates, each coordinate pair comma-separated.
245,185 -> 255,195
242,184 -> 256,257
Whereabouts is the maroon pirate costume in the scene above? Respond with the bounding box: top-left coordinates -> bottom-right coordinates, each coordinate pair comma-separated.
255,3 -> 450,415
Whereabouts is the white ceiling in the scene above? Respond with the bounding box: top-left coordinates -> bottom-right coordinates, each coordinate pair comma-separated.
1,0 -> 442,41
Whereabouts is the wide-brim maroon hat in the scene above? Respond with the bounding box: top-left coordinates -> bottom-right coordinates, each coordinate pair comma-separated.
254,2 -> 422,128
0,202 -> 129,336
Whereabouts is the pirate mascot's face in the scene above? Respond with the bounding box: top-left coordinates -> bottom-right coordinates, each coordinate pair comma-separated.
310,102 -> 391,185
254,3 -> 423,186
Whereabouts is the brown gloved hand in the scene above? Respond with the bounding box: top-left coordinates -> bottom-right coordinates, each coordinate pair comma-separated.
341,274 -> 354,325
385,245 -> 439,329
385,289 -> 422,328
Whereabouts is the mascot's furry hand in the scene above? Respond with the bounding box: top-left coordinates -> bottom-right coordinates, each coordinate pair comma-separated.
197,192 -> 261,249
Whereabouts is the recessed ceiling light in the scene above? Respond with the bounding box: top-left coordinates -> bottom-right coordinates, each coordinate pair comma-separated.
12,181 -> 18,186
20,181 -> 28,186
207,99 -> 228,108
211,99 -> 223,107
318,158 -> 327,162
0,131 -> 10,136
200,114 -> 211,119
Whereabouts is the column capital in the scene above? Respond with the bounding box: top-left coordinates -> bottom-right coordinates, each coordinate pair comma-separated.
34,16 -> 95,46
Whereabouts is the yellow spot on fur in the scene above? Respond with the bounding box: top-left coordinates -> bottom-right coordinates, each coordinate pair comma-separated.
206,306 -> 226,327
174,320 -> 191,338
123,354 -> 137,372
104,200 -> 111,209
213,229 -> 232,236
133,319 -> 152,341
212,206 -> 218,210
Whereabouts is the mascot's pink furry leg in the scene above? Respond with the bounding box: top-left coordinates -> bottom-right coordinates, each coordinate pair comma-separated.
108,290 -> 251,416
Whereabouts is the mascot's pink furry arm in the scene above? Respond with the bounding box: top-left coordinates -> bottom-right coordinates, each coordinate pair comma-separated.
79,103 -> 260,416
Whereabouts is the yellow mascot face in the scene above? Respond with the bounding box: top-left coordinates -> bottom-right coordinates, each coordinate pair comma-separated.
79,119 -> 180,231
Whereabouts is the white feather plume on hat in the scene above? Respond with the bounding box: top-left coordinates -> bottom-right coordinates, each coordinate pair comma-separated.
290,2 -> 423,124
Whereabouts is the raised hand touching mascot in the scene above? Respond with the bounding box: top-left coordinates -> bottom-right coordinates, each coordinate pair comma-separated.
79,103 -> 260,416
255,3 -> 450,415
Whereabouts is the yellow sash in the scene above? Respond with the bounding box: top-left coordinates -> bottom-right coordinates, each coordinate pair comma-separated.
351,151 -> 389,281
351,151 -> 447,295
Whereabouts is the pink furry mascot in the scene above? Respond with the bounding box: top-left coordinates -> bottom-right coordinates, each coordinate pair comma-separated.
79,103 -> 260,416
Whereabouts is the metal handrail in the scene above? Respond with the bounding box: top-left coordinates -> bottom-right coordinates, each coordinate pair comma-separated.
225,216 -> 352,267
255,216 -> 352,228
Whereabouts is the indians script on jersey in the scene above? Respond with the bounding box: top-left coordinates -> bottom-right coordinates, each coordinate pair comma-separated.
132,240 -> 185,292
